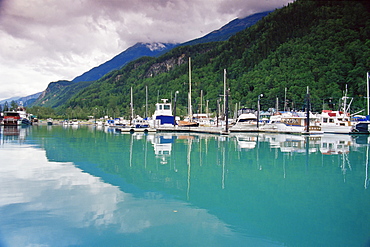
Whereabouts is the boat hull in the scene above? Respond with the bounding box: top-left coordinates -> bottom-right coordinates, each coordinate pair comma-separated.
156,115 -> 175,126
352,122 -> 370,134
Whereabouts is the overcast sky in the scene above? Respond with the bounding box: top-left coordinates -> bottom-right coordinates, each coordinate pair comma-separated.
0,0 -> 293,101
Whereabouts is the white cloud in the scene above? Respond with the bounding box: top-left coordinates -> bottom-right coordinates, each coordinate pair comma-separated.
0,0 -> 293,101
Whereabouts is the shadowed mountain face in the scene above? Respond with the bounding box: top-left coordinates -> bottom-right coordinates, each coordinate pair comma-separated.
72,42 -> 178,83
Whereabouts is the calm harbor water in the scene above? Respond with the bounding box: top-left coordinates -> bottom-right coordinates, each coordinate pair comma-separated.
0,125 -> 369,247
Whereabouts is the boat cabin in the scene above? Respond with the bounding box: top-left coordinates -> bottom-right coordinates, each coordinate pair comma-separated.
153,99 -> 175,126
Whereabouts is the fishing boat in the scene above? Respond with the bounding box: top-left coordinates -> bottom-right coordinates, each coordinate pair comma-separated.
317,110 -> 354,134
318,84 -> 370,134
151,99 -> 175,127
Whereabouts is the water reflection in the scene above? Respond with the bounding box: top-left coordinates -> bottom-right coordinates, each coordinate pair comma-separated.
0,125 -> 369,247
0,137 -> 263,247
0,126 -> 31,143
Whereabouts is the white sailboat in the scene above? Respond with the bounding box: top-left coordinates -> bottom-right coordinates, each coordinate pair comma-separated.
178,57 -> 198,127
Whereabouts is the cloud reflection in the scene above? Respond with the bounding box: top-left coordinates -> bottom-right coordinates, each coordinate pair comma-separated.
0,144 -> 253,246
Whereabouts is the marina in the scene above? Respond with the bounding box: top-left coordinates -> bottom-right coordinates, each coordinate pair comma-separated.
1,1 -> 370,246
0,125 -> 369,247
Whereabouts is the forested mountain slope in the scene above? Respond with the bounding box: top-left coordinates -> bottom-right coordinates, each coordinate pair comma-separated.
34,0 -> 370,119
32,11 -> 270,111
72,12 -> 271,84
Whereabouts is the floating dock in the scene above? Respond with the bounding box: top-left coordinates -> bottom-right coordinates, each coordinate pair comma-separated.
157,126 -> 230,135
117,127 -> 157,133
114,125 -> 325,135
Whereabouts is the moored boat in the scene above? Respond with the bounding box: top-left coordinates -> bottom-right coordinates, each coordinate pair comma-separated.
2,111 -> 21,126
259,112 -> 323,134
230,108 -> 258,132
177,119 -> 199,127
317,83 -> 370,134
2,106 -> 32,126
47,118 -> 53,125
317,110 -> 355,134
151,99 -> 175,127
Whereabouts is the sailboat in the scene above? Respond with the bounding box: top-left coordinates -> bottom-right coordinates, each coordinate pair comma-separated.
178,57 -> 199,127
119,87 -> 154,133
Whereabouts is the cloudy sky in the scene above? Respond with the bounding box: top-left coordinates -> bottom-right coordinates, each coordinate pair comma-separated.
0,0 -> 293,101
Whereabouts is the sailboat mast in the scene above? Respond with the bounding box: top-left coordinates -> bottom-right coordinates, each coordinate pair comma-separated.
306,86 -> 310,133
223,69 -> 226,119
130,87 -> 134,122
145,85 -> 148,118
367,72 -> 369,116
188,57 -> 192,120
343,84 -> 348,115
200,90 -> 203,114
284,87 -> 287,111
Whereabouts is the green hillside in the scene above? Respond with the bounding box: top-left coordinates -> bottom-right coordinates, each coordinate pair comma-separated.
31,0 -> 370,119
32,80 -> 93,108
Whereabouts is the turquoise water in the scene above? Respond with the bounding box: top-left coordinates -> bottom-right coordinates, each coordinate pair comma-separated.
0,125 -> 369,247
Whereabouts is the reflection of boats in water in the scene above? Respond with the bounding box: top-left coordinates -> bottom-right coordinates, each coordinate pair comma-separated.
261,133 -> 312,153
150,134 -> 176,164
234,134 -> 257,150
234,133 -> 358,155
320,134 -> 352,155
1,125 -> 30,142
2,126 -> 20,136
2,107 -> 32,126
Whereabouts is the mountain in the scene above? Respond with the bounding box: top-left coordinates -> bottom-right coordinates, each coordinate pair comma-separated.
18,92 -> 43,106
32,10 -> 271,109
180,11 -> 271,47
33,80 -> 93,108
31,0 -> 370,120
0,92 -> 42,107
72,11 -> 271,83
72,42 -> 178,83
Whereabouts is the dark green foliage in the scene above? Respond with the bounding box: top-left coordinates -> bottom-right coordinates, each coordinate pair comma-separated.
33,0 -> 370,118
10,100 -> 18,110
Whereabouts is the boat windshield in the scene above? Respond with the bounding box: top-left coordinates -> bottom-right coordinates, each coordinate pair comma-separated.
4,112 -> 19,117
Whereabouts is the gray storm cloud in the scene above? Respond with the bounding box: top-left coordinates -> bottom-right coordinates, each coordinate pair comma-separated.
0,0 -> 293,100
